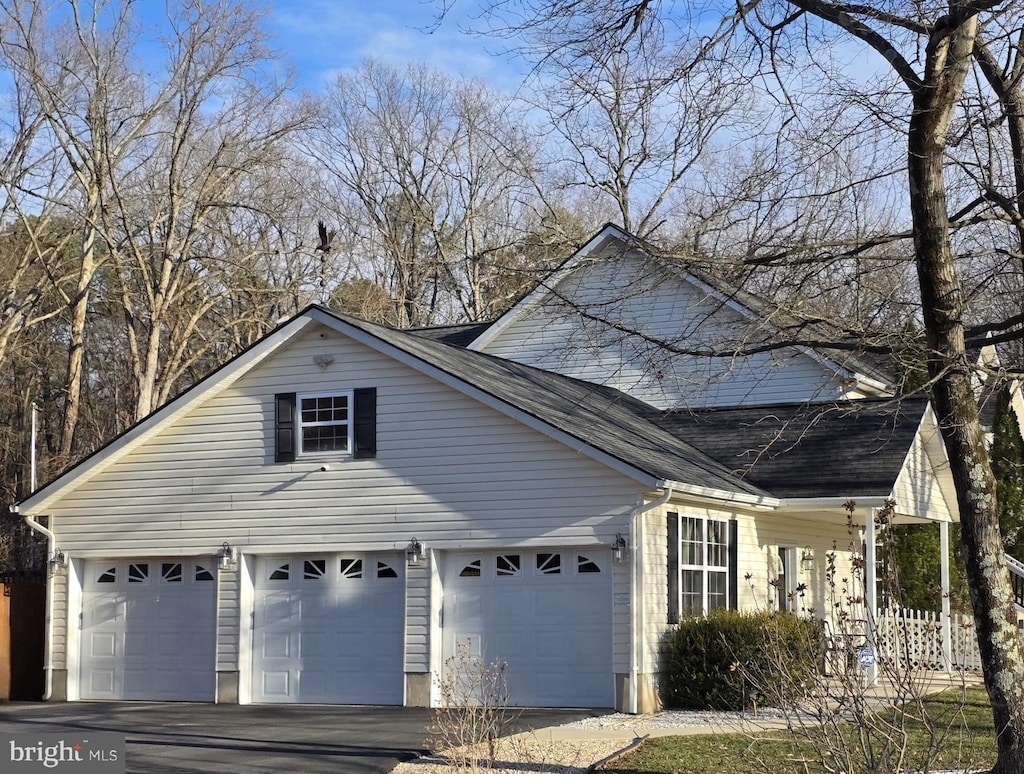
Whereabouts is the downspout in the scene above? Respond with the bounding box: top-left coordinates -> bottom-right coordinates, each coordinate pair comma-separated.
629,485 -> 674,715
20,507 -> 57,701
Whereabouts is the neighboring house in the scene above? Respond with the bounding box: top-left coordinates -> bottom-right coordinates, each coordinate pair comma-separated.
15,224 -> 958,712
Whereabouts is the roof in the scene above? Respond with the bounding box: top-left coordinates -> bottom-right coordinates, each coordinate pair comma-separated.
321,307 -> 772,499
408,322 -> 493,348
471,223 -> 894,390
645,397 -> 929,499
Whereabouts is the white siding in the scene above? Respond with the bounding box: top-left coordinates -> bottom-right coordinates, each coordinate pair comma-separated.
48,325 -> 641,556
643,504 -> 861,689
477,249 -> 846,409
51,571 -> 68,671
892,433 -> 953,522
216,566 -> 240,671
612,555 -> 631,674
405,556 -> 431,672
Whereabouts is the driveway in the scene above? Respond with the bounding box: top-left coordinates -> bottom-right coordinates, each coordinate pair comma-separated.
0,702 -> 606,773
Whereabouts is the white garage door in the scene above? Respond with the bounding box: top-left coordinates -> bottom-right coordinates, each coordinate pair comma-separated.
80,559 -> 217,701
443,549 -> 613,708
252,553 -> 405,704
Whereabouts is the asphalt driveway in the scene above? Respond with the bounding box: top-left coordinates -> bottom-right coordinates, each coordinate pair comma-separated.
0,702 -> 606,773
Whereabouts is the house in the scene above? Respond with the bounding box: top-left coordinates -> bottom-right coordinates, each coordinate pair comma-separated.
15,224 -> 959,712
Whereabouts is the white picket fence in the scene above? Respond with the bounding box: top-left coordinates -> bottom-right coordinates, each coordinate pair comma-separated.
875,607 -> 983,673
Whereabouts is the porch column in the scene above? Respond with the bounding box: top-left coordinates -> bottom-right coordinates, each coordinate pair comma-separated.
940,519 -> 952,671
864,508 -> 879,685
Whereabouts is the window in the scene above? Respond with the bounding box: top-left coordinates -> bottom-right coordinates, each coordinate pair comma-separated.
268,563 -> 290,581
459,560 -> 482,578
667,513 -> 734,623
377,561 -> 398,579
340,559 -> 363,579
536,552 -> 561,575
195,564 -> 215,582
161,563 -> 183,583
299,393 -> 352,454
496,555 -> 521,577
275,389 -> 377,462
128,563 -> 149,583
577,555 -> 601,574
304,559 -> 326,580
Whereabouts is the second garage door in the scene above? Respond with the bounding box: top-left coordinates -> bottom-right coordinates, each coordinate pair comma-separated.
442,548 -> 614,708
252,553 -> 405,704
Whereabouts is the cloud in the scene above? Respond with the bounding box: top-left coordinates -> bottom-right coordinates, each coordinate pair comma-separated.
269,0 -> 526,91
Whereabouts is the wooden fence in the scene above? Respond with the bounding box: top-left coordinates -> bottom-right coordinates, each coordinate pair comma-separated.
0,571 -> 45,701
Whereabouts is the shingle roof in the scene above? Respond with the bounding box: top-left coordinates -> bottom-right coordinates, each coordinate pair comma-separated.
408,322 -> 493,348
318,307 -> 771,498
643,397 -> 928,499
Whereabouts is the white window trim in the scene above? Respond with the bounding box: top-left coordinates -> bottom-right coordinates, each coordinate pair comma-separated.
297,390 -> 354,457
670,513 -> 730,620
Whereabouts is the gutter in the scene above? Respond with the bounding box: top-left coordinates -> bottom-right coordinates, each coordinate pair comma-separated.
18,506 -> 57,701
659,480 -> 778,510
629,486 -> 674,715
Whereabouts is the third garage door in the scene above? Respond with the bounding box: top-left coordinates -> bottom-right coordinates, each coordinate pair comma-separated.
252,553 -> 404,704
442,548 -> 613,708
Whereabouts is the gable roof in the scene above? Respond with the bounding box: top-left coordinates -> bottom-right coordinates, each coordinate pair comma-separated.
20,305 -> 943,517
645,397 -> 929,499
19,305 -> 776,514
469,223 -> 893,391
316,308 -> 773,501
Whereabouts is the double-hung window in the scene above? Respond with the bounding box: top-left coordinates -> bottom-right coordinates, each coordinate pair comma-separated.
298,392 -> 352,454
667,512 -> 733,623
274,388 -> 376,463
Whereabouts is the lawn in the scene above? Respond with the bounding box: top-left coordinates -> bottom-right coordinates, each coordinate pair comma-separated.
598,687 -> 997,774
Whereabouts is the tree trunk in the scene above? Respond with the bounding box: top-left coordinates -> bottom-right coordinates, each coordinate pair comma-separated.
909,21 -> 1024,772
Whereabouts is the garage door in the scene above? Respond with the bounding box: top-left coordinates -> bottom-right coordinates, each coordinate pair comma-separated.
252,553 -> 405,704
80,559 -> 217,701
443,549 -> 613,708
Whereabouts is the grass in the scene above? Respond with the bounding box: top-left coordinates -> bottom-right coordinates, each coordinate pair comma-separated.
599,686 -> 997,774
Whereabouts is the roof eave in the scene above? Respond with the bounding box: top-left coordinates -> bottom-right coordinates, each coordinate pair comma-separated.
658,479 -> 779,509
18,314 -> 317,514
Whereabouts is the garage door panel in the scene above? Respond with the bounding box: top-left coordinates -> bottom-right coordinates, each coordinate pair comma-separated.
252,553 -> 405,705
80,559 -> 217,702
444,549 -> 613,708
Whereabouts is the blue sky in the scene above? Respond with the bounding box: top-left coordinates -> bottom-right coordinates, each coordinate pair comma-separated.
263,0 -> 528,92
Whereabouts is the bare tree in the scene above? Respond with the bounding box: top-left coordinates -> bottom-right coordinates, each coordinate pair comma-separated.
461,0 -> 1024,768
536,29 -> 751,239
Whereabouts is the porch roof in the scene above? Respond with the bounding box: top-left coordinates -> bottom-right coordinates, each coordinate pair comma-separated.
645,397 -> 931,500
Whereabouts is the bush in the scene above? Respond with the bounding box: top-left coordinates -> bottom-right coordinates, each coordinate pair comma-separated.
661,609 -> 820,710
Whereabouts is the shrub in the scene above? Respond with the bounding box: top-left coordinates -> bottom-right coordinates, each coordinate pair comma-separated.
661,609 -> 820,710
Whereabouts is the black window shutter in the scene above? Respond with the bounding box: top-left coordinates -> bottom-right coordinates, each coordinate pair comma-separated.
353,388 -> 377,458
667,512 -> 679,624
275,392 -> 296,463
728,518 -> 739,610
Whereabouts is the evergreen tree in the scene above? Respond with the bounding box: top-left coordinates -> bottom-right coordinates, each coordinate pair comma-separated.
991,387 -> 1024,563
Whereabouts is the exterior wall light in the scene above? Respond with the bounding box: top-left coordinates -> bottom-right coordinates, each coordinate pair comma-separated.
49,549 -> 68,574
612,533 -> 627,564
406,537 -> 423,567
801,546 -> 814,572
218,542 -> 236,571
313,354 -> 335,368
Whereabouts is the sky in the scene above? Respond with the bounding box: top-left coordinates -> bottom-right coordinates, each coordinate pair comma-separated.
261,0 -> 529,92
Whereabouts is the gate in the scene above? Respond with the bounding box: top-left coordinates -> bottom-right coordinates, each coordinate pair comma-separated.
0,571 -> 46,701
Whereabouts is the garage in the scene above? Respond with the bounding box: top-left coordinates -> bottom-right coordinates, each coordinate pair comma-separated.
80,558 -> 217,701
251,553 -> 405,704
442,548 -> 614,708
